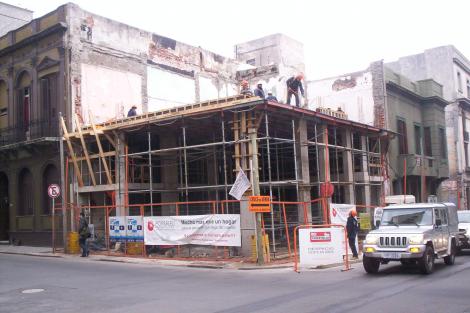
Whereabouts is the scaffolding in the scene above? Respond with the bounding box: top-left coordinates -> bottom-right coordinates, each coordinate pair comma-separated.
59,95 -> 388,258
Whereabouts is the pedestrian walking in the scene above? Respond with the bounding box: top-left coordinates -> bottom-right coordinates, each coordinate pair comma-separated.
78,212 -> 90,257
346,209 -> 359,259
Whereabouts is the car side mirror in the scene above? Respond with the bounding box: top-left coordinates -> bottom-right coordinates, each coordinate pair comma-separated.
375,220 -> 380,228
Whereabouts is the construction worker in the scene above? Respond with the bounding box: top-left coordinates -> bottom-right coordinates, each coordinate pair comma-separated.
253,83 -> 265,99
346,209 -> 359,259
286,74 -> 305,107
240,80 -> 253,96
127,105 -> 137,117
266,92 -> 278,102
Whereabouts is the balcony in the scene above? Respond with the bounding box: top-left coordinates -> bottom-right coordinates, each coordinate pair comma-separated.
0,118 -> 60,147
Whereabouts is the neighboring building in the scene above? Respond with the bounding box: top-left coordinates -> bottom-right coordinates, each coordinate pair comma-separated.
386,46 -> 470,208
308,61 -> 449,203
0,2 -> 32,37
235,34 -> 306,105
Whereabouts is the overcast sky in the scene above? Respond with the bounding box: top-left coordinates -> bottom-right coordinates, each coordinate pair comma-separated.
4,0 -> 470,79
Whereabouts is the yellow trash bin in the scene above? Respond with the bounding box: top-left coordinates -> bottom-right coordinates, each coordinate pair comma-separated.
67,232 -> 80,254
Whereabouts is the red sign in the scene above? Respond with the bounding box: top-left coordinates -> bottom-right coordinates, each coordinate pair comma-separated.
310,231 -> 331,242
248,196 -> 271,213
47,184 -> 60,199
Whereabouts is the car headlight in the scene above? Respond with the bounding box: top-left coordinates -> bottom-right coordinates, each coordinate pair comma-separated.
408,234 -> 424,245
365,234 -> 379,244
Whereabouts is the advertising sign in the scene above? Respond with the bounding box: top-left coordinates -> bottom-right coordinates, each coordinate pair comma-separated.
109,216 -> 126,242
330,203 -> 358,255
299,227 -> 345,267
126,216 -> 144,242
229,169 -> 251,200
249,196 -> 271,213
144,214 -> 241,246
359,213 -> 371,230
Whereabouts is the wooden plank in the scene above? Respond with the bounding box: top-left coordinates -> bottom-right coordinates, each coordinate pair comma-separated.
74,114 -> 97,186
71,151 -> 116,162
103,132 -> 117,150
60,116 -> 84,187
233,114 -> 241,172
89,113 -> 113,185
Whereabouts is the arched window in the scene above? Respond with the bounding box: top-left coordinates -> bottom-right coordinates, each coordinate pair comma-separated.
16,71 -> 31,139
18,168 -> 34,216
40,73 -> 59,136
0,80 -> 7,129
42,164 -> 60,214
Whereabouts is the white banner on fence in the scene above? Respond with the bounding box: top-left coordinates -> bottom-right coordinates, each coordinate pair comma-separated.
229,169 -> 251,200
143,214 -> 241,246
299,228 -> 345,267
330,203 -> 358,255
126,216 -> 144,242
109,216 -> 126,242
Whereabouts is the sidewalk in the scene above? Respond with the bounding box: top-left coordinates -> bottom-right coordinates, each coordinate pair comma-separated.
0,245 -> 362,270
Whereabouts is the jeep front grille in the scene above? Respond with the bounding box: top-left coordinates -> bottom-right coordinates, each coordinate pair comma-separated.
379,236 -> 407,247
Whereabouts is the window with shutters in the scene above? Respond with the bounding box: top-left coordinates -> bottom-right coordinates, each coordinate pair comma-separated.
397,119 -> 408,154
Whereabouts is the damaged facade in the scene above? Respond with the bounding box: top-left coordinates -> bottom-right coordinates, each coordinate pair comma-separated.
309,61 -> 449,203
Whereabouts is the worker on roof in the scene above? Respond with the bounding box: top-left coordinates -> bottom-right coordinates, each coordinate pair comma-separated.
266,92 -> 278,102
253,83 -> 265,99
127,105 -> 137,117
286,74 -> 305,108
240,80 -> 253,96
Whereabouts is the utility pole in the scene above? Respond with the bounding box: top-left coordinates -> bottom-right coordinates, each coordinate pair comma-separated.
59,112 -> 67,253
249,127 -> 265,265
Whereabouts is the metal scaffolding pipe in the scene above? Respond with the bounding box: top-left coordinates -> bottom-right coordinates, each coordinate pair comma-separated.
148,131 -> 153,215
292,119 -> 300,200
265,113 -> 276,254
221,119 -> 229,200
182,127 -> 189,204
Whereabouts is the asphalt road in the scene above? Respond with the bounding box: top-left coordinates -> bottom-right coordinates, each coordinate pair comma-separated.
1,252 -> 470,313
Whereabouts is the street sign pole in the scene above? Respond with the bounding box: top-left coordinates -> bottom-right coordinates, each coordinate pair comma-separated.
48,183 -> 61,253
59,112 -> 67,253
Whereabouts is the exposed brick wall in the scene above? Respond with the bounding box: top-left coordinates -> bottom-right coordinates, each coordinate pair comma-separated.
370,60 -> 387,128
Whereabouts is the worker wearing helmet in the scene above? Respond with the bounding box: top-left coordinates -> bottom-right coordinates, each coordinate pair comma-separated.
240,80 -> 253,96
286,74 -> 305,107
346,209 -> 359,259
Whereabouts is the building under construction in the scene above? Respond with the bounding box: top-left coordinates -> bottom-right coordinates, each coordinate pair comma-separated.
60,95 -> 388,257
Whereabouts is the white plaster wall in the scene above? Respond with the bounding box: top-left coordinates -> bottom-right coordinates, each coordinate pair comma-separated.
307,72 -> 375,125
147,67 -> 195,111
453,63 -> 470,98
81,64 -> 142,124
199,76 -> 238,101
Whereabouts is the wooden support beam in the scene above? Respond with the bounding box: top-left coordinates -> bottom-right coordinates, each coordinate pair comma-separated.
71,151 -> 116,162
89,113 -> 113,185
60,117 -> 84,187
103,132 -> 117,150
74,114 -> 97,186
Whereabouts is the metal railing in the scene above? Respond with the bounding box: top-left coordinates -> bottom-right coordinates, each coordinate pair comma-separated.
0,118 -> 59,146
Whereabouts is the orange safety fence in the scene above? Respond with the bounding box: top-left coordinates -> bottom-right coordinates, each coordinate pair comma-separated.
52,198 -> 356,262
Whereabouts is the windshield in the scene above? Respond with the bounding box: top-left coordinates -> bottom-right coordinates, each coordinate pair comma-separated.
381,208 -> 433,226
458,212 -> 470,223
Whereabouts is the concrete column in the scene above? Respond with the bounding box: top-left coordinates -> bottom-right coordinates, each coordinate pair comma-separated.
160,131 -> 179,215
342,129 -> 355,204
115,132 -> 127,216
361,135 -> 371,207
32,163 -> 42,232
296,118 -> 311,223
240,196 -> 255,256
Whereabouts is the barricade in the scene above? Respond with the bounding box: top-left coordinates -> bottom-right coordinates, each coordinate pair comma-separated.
293,224 -> 350,272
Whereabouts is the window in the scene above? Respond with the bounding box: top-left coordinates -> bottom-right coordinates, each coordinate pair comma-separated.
466,143 -> 470,167
457,71 -> 462,92
467,79 -> 470,98
39,74 -> 59,135
397,119 -> 408,154
18,168 -> 34,216
246,59 -> 256,66
439,128 -> 447,159
16,71 -> 32,135
0,80 -> 7,119
424,127 -> 432,156
414,125 -> 421,154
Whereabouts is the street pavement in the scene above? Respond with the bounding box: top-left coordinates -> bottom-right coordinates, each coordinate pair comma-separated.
1,251 -> 470,313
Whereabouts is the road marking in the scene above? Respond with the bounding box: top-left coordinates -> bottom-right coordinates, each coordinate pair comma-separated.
21,289 -> 45,294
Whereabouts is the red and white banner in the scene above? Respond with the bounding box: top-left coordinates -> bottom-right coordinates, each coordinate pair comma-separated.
143,214 -> 241,246
330,203 -> 358,255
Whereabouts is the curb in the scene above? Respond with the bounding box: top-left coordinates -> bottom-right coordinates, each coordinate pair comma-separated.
238,265 -> 292,270
0,251 -> 62,258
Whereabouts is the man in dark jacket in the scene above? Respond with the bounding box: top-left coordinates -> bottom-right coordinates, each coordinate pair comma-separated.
346,209 -> 359,258
78,212 -> 90,257
253,83 -> 265,99
127,105 -> 137,117
286,74 -> 304,107
266,92 -> 278,102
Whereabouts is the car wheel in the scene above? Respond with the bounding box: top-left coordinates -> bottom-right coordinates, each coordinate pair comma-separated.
444,241 -> 456,265
418,245 -> 435,274
363,256 -> 380,274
